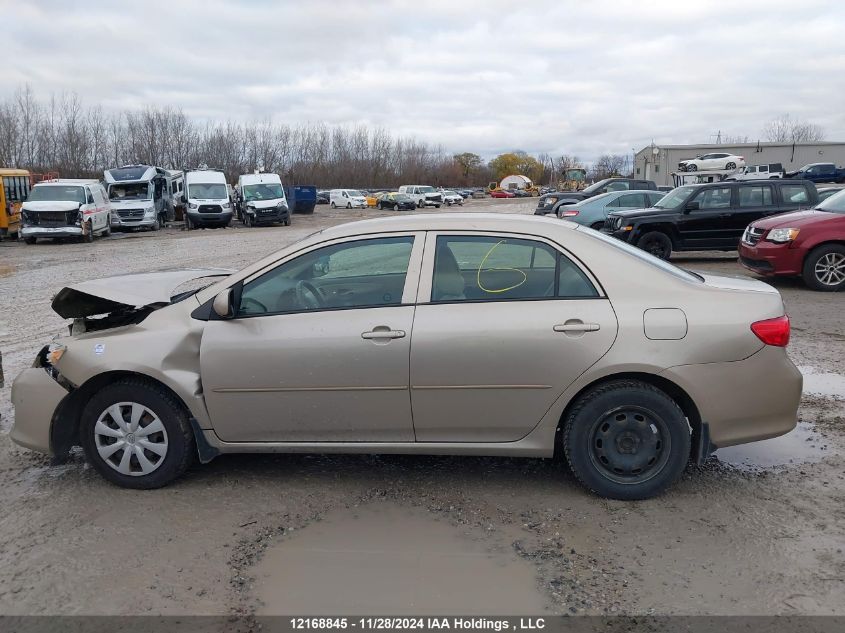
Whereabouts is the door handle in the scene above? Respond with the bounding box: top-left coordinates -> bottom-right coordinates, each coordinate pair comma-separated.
361,327 -> 406,340
554,322 -> 600,333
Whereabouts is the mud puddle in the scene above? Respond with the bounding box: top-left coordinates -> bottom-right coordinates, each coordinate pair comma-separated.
798,366 -> 845,400
251,502 -> 548,615
714,421 -> 832,470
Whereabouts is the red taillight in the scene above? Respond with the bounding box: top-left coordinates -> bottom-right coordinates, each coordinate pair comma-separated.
560,209 -> 580,216
751,315 -> 790,347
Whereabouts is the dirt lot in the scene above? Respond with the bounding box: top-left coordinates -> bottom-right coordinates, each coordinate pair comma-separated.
0,197 -> 843,617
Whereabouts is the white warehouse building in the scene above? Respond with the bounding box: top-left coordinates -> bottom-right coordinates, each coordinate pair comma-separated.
634,141 -> 845,187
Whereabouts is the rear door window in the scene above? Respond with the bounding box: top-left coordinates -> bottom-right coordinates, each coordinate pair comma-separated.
738,185 -> 774,207
431,235 -> 598,302
780,184 -> 809,204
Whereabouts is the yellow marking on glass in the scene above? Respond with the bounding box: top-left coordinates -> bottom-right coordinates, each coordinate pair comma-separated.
476,240 -> 528,294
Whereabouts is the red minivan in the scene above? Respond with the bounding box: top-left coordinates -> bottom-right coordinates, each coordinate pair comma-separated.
739,190 -> 845,291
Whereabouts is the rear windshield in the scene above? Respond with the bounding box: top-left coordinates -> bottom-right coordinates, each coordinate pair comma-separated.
27,185 -> 85,204
580,228 -> 703,283
189,183 -> 227,199
816,189 -> 845,214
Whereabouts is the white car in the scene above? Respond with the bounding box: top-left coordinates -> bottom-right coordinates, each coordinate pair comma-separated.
441,190 -> 464,206
724,163 -> 785,181
330,189 -> 368,209
20,179 -> 111,244
398,185 -> 443,208
679,153 -> 745,172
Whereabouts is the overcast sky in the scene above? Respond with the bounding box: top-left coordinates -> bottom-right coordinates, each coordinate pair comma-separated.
6,0 -> 845,161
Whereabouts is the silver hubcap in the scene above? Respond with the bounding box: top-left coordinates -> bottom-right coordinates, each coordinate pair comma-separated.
814,253 -> 845,286
94,402 -> 168,476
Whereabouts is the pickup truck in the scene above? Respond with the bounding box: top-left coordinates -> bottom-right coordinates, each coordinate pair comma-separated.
787,163 -> 845,183
602,179 -> 819,260
534,178 -> 657,215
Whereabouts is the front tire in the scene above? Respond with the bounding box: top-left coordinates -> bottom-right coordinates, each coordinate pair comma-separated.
725,162 -> 736,170
686,164 -> 697,172
802,244 -> 845,291
330,201 -> 336,209
393,204 -> 399,212
636,231 -> 672,260
563,380 -> 690,500
83,220 -> 94,243
80,378 -> 195,489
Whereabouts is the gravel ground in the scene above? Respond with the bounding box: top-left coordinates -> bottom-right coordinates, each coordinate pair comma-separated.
0,197 -> 843,616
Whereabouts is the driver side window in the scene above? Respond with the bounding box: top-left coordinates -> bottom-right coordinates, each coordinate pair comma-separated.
238,236 -> 415,316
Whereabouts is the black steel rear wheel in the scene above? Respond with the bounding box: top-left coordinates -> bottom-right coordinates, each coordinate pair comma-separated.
563,380 -> 690,500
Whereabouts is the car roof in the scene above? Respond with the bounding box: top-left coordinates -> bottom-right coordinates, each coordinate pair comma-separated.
35,179 -> 99,186
319,213 -> 576,239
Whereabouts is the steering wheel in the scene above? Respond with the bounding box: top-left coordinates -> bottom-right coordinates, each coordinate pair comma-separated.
240,296 -> 267,313
295,280 -> 324,309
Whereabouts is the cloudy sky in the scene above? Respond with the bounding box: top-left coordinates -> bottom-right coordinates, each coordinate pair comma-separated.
6,0 -> 845,161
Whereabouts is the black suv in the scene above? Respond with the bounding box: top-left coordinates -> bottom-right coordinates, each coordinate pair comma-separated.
534,178 -> 657,215
602,179 -> 819,259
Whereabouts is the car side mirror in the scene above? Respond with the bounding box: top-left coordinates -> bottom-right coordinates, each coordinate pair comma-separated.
684,201 -> 700,212
212,289 -> 235,319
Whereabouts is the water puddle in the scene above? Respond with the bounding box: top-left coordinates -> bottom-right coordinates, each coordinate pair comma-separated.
715,421 -> 831,470
0,263 -> 16,277
798,366 -> 845,400
252,502 -> 547,615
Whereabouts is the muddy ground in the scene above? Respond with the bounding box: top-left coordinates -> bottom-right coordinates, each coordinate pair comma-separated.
0,198 -> 843,616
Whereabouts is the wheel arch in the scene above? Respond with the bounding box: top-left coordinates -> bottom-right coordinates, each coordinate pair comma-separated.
631,223 -> 680,247
554,371 -> 703,462
50,370 -> 195,461
802,239 -> 845,264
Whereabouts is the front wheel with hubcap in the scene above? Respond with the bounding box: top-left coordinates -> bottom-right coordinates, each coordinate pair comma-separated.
803,244 -> 845,291
636,231 -> 672,260
563,380 -> 691,500
80,378 -> 195,489
725,162 -> 736,170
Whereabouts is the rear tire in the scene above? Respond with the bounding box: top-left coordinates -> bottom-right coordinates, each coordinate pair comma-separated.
80,378 -> 195,489
24,236 -> 36,245
563,380 -> 690,500
330,202 -> 336,209
636,231 -> 672,260
802,244 -> 845,291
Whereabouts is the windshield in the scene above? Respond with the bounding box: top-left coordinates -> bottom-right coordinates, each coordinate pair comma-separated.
418,186 -> 436,193
346,190 -> 363,197
581,179 -> 611,194
582,227 -> 703,283
189,183 -> 227,199
653,186 -> 694,209
243,183 -> 284,201
109,182 -> 150,200
27,185 -> 85,204
816,189 -> 845,214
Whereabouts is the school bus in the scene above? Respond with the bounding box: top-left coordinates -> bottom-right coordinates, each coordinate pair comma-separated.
1,168 -> 31,240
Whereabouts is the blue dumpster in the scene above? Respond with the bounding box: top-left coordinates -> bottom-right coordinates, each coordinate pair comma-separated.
284,185 -> 317,214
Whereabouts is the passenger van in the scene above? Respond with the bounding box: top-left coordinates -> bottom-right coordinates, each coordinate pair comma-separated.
329,189 -> 368,209
21,179 -> 111,244
1,168 -> 30,240
184,169 -> 233,229
104,165 -> 174,231
236,173 -> 290,227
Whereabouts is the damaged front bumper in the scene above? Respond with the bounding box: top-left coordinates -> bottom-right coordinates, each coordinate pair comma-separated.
10,367 -> 70,455
21,226 -> 84,239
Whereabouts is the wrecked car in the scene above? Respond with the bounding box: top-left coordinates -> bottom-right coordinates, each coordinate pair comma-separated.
11,214 -> 802,499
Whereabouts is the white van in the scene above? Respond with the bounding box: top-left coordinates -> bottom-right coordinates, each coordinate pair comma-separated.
236,173 -> 291,227
21,179 -> 111,244
104,164 -> 173,231
184,169 -> 233,229
398,185 -> 442,208
329,189 -> 368,209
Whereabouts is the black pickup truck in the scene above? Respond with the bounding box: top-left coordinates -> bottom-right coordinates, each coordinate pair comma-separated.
602,179 -> 819,259
534,178 -> 657,215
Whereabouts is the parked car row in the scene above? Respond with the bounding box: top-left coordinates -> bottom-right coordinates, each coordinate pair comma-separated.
17,167 -> 323,244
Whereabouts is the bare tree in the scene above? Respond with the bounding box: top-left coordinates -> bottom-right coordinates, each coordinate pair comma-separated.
763,114 -> 825,143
